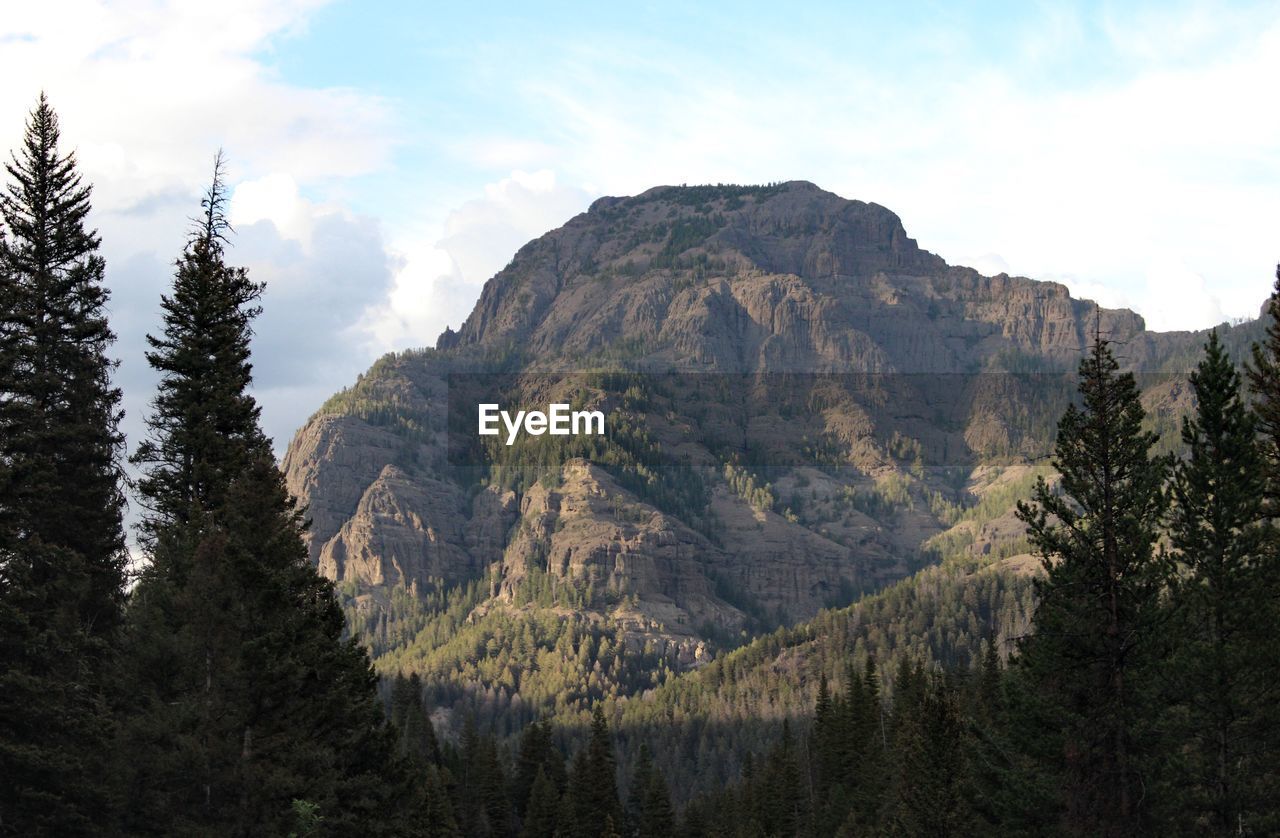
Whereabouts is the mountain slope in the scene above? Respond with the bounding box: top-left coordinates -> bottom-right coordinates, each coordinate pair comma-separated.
281,181 -> 1261,730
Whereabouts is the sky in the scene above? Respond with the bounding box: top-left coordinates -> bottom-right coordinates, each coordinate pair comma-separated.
2,0 -> 1279,460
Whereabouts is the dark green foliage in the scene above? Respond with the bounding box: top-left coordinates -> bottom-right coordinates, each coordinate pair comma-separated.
0,94 -> 127,835
456,714 -> 511,837
883,677 -> 975,836
618,561 -> 1035,803
119,159 -> 421,835
685,664 -> 993,837
520,767 -> 560,838
626,745 -> 675,838
390,673 -> 442,766
1163,331 -> 1280,832
1247,264 -> 1280,511
1013,337 -> 1170,835
649,216 -> 722,269
131,155 -> 263,538
514,720 -> 564,818
568,706 -> 624,837
420,765 -> 461,838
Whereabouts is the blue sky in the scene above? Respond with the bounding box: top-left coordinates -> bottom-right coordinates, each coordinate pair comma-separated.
2,0 -> 1278,457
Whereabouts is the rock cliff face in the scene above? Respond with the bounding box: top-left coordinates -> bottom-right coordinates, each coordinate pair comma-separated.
283,181 -> 1256,664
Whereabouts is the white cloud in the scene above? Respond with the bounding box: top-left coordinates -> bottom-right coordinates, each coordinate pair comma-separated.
964,253 -> 1013,278
0,1 -> 398,485
368,170 -> 593,350
237,209 -> 399,447
230,173 -> 329,243
0,2 -> 393,216
1133,257 -> 1228,332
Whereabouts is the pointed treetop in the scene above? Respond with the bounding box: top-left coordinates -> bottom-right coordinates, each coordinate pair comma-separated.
196,149 -> 231,246
3,93 -> 98,273
19,92 -> 59,156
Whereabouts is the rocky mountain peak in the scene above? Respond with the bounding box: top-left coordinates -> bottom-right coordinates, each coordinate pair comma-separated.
286,181 -> 1259,683
439,181 -> 945,355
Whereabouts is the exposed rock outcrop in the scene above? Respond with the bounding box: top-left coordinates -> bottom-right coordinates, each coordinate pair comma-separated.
282,180 -> 1260,662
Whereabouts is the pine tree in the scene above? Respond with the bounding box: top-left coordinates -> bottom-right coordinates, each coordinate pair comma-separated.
810,672 -> 838,801
421,765 -> 461,838
1013,337 -> 1169,836
848,656 -> 886,825
391,673 -> 441,766
625,743 -> 674,837
626,743 -> 656,835
520,766 -> 560,838
638,764 -> 675,838
0,93 -> 127,835
883,678 -> 974,836
563,747 -> 591,838
1247,264 -> 1280,511
130,153 -> 261,537
1166,331 -> 1280,831
568,705 -> 623,838
119,156 -> 421,835
1242,263 -> 1280,831
515,719 -> 563,817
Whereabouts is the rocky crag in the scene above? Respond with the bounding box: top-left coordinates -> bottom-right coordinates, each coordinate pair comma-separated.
282,181 -> 1258,695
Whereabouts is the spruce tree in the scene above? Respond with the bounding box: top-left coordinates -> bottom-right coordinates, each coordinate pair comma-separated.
568,705 -> 623,838
130,154 -> 261,535
1164,322 -> 1280,834
421,765 -> 460,838
626,744 -> 673,838
1242,263 -> 1280,829
520,767 -> 560,838
1013,337 -> 1169,836
638,764 -> 675,838
848,656 -> 885,825
120,156 -> 420,835
810,672 -> 838,801
626,744 -> 656,834
1247,264 -> 1280,510
391,673 -> 441,766
0,94 -> 127,835
883,678 -> 974,836
514,720 -> 563,817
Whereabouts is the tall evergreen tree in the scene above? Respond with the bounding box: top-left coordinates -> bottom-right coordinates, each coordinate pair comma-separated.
420,765 -> 461,838
637,763 -> 675,838
809,672 -> 838,802
1013,337 -> 1169,836
625,744 -> 673,838
1242,264 -> 1280,827
119,155 -> 420,835
883,678 -> 975,837
514,719 -> 563,818
520,766 -> 560,838
0,94 -> 127,835
457,715 -> 509,837
1247,264 -> 1280,511
130,154 -> 261,536
567,705 -> 623,838
847,656 -> 886,826
1162,331 -> 1276,831
390,673 -> 441,766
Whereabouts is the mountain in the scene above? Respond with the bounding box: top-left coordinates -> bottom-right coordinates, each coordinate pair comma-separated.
281,181 -> 1259,732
